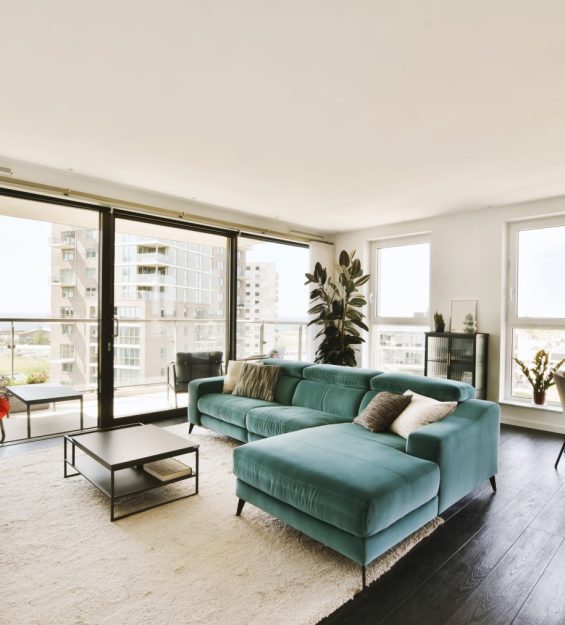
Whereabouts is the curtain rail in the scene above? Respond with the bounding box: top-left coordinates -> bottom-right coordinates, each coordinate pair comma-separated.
0,176 -> 333,246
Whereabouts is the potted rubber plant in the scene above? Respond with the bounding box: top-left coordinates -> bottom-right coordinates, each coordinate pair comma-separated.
514,349 -> 565,405
305,250 -> 370,367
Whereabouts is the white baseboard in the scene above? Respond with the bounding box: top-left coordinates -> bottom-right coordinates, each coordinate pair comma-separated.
501,415 -> 565,435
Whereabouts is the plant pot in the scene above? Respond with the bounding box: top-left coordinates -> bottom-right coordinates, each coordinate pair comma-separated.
434,324 -> 445,333
533,390 -> 546,406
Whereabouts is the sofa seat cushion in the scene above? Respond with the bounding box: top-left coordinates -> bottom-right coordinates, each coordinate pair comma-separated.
246,405 -> 351,438
197,393 -> 275,428
233,423 -> 439,537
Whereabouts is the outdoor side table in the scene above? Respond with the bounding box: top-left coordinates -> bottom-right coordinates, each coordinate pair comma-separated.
6,384 -> 83,438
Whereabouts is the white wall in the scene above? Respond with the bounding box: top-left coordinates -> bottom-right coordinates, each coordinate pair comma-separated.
333,196 -> 565,434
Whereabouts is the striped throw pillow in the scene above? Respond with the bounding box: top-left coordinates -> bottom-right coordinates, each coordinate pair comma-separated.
232,363 -> 281,402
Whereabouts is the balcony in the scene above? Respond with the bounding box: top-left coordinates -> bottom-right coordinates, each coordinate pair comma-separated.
134,273 -> 172,285
0,316 -> 308,443
50,275 -> 77,286
135,252 -> 174,265
49,236 -> 76,248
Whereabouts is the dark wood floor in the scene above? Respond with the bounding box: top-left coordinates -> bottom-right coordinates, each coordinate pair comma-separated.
319,424 -> 565,625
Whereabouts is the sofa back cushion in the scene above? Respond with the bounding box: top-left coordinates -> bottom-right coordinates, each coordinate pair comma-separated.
303,364 -> 380,389
292,364 -> 382,419
369,372 -> 476,402
263,359 -> 311,406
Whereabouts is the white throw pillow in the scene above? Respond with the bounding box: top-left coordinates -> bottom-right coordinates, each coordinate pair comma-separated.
222,360 -> 246,394
389,390 -> 457,439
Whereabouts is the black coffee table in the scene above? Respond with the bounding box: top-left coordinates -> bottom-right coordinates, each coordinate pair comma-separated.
64,423 -> 199,521
7,383 -> 83,438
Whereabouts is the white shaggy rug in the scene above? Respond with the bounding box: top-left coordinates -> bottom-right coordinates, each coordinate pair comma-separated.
2,426 -> 442,625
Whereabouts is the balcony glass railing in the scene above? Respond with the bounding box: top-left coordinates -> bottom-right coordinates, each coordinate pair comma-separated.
133,273 -> 172,284
0,316 -> 308,443
135,252 -> 174,264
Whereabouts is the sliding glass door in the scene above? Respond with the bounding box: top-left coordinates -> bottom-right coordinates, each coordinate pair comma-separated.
0,194 -> 101,442
0,190 -> 310,441
236,236 -> 309,361
112,217 -> 230,419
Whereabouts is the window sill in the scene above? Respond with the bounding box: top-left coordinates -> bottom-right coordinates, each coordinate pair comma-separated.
499,399 -> 561,413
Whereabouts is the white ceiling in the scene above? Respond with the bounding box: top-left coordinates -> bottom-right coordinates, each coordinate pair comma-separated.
2,1 -> 565,232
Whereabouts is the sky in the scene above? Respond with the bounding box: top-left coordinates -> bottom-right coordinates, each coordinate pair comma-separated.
246,242 -> 309,320
518,226 -> 565,318
2,213 -> 562,324
377,243 -> 430,318
1,216 -> 51,316
0,215 -> 310,321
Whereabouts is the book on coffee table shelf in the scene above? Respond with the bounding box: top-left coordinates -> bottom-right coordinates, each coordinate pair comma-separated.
143,458 -> 192,481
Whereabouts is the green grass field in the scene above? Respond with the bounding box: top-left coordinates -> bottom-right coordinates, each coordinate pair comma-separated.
0,352 -> 50,380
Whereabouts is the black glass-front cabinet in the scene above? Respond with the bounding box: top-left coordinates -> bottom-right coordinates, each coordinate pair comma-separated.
424,332 -> 489,399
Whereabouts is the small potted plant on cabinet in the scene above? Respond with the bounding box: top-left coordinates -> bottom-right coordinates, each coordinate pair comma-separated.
513,349 -> 565,405
434,311 -> 446,333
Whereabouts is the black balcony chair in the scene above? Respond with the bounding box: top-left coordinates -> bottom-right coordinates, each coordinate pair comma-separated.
554,370 -> 565,469
167,351 -> 224,409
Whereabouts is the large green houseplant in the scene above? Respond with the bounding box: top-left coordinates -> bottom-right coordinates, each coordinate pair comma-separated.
305,250 -> 370,366
514,349 -> 565,405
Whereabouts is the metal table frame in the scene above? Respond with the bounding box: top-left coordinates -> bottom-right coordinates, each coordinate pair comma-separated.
64,423 -> 199,521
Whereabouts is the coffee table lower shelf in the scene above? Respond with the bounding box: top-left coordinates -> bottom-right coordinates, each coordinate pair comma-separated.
65,450 -> 198,521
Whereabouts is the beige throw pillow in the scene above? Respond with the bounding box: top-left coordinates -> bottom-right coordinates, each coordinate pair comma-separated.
389,390 -> 457,439
354,392 -> 412,433
223,360 -> 246,394
232,362 -> 281,402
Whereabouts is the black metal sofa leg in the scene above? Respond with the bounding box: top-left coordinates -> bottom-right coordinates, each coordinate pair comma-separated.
188,423 -> 194,435
489,476 -> 497,492
361,565 -> 366,590
236,498 -> 246,516
555,441 -> 565,469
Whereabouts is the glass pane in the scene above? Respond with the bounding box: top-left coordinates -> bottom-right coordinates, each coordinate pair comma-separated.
517,225 -> 565,318
236,239 -> 309,360
113,219 -> 228,417
372,325 -> 427,374
511,328 -> 564,404
377,243 -> 430,319
0,196 -> 99,441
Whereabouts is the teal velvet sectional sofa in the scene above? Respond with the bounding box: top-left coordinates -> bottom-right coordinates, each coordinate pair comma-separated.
188,359 -> 500,587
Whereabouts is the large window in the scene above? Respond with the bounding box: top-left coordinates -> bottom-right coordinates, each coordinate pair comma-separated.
371,237 -> 430,374
506,218 -> 565,404
0,189 -> 311,441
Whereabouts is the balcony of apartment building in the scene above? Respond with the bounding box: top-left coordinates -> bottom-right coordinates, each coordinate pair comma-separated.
135,244 -> 174,266
49,272 -> 77,287
49,232 -> 76,248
